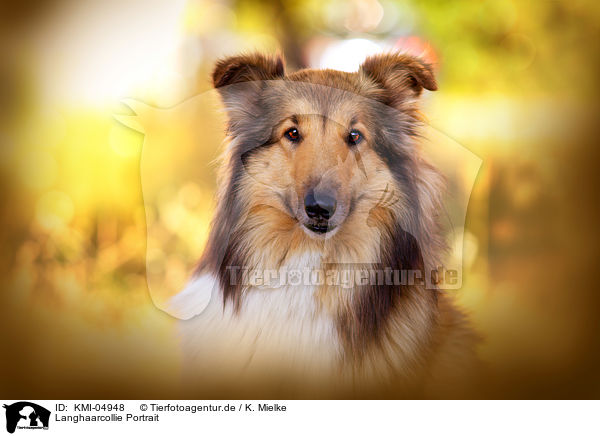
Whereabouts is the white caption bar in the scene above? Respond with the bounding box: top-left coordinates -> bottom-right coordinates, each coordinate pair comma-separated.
1,400 -> 598,436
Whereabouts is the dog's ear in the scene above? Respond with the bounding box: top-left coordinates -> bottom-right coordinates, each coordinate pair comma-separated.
212,53 -> 285,131
212,53 -> 285,89
360,53 -> 437,105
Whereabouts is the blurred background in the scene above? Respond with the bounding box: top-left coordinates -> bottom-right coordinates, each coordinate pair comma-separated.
1,0 -> 599,398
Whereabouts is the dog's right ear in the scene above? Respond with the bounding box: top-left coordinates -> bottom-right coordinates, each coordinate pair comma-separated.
212,53 -> 285,89
212,53 -> 285,131
360,53 -> 437,108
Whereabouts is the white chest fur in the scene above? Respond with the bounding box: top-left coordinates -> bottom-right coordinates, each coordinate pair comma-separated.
168,253 -> 342,386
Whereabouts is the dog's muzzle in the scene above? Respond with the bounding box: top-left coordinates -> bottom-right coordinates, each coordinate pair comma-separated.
303,189 -> 337,234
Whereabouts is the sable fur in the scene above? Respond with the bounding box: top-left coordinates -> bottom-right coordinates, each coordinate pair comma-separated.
171,52 -> 479,398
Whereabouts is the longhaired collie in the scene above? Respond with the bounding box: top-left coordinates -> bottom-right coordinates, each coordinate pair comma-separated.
170,52 -> 479,398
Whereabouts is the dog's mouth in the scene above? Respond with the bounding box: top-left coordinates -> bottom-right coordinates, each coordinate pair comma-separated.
303,220 -> 337,234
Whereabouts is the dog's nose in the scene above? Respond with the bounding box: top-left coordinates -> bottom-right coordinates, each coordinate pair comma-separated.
304,190 -> 337,220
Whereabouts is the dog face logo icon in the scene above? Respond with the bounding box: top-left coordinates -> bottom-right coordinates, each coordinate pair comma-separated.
3,402 -> 50,433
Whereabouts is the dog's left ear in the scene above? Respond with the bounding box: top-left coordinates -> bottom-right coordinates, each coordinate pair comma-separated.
212,53 -> 285,131
360,53 -> 437,105
212,53 -> 285,89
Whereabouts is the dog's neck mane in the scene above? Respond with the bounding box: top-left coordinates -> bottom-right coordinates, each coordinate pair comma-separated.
185,211 -> 439,374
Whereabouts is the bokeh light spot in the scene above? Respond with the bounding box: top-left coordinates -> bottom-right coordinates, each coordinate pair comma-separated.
35,190 -> 75,231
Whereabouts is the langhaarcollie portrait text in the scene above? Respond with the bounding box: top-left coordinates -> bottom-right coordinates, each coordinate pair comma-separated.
170,52 -> 480,398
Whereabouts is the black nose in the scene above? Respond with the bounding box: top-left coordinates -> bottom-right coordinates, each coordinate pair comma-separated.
304,190 -> 337,220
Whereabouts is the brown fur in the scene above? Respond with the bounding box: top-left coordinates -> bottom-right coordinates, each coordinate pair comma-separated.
177,52 -> 479,397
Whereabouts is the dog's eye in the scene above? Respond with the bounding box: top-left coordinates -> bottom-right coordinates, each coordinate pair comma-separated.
284,128 -> 300,142
347,130 -> 363,146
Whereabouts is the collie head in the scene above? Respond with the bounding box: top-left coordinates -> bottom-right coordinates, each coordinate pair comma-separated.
174,52 -> 450,355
